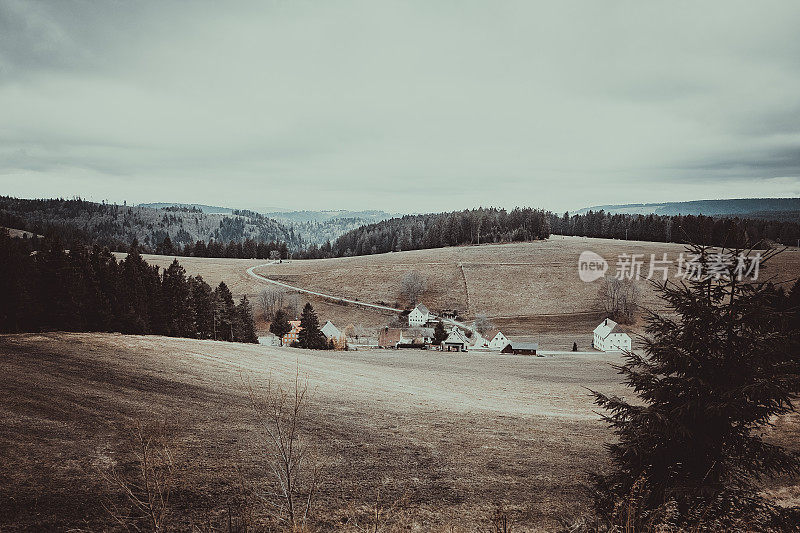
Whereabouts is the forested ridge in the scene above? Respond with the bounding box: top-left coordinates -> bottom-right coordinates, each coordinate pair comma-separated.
329,207 -> 800,257
3,196 -> 799,261
0,196 -> 301,253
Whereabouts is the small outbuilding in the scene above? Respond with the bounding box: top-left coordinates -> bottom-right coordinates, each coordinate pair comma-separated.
501,342 -> 539,356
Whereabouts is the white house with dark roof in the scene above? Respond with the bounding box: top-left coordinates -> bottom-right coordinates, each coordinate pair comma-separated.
593,318 -> 632,352
407,303 -> 431,327
442,327 -> 469,351
471,329 -> 510,351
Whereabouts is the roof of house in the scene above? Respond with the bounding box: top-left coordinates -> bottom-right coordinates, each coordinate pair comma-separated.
483,329 -> 502,341
443,329 -> 469,344
504,342 -> 539,351
413,303 -> 430,315
321,320 -> 341,339
594,318 -> 631,339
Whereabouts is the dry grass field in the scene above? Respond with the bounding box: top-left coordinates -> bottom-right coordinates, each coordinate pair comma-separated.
131,236 -> 800,349
2,332 -> 798,531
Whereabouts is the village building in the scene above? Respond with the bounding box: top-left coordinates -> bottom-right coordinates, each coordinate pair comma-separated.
321,320 -> 342,341
407,303 -> 431,327
441,328 -> 469,352
471,329 -> 510,350
592,318 -> 632,352
282,320 -> 301,345
378,326 -> 434,348
501,342 -> 538,356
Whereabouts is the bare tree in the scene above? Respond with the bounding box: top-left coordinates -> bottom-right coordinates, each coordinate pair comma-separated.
102,419 -> 176,532
258,287 -> 285,321
598,276 -> 640,324
286,293 -> 300,320
247,373 -> 323,529
399,270 -> 427,306
473,313 -> 495,335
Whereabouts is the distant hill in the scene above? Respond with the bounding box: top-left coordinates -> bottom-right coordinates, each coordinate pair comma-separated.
261,210 -> 399,245
0,196 -> 299,251
574,198 -> 800,221
261,209 -> 397,223
138,202 -> 234,214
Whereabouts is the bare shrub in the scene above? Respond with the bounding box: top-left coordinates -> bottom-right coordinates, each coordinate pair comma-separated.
473,313 -> 495,335
259,287 -> 285,321
400,270 -> 427,306
247,372 -> 323,529
102,419 -> 176,532
286,293 -> 300,320
597,276 -> 639,324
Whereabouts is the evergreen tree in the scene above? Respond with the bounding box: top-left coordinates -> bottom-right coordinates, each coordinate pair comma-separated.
188,275 -> 214,339
432,320 -> 447,347
297,303 -> 326,349
270,309 -> 292,345
235,296 -> 258,343
592,244 -> 800,529
161,259 -> 192,337
213,281 -> 236,341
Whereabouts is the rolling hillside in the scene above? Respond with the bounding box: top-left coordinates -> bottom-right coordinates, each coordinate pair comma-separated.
134,236 -> 800,349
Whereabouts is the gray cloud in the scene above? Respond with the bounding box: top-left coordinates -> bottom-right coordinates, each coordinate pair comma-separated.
1,0 -> 799,212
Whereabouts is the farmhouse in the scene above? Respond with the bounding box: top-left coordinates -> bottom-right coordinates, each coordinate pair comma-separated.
442,328 -> 469,352
407,304 -> 431,327
282,320 -> 301,345
593,318 -> 632,352
481,329 -> 510,350
321,320 -> 342,341
501,342 -> 538,356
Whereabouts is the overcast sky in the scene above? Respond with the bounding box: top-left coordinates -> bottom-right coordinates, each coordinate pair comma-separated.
1,1 -> 799,213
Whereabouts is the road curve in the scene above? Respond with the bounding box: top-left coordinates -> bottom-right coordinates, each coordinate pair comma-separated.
246,262 -> 403,313
245,262 -> 475,332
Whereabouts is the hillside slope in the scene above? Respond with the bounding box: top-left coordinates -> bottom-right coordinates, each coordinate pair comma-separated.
0,332 -> 628,530
575,197 -> 800,219
135,236 -> 800,347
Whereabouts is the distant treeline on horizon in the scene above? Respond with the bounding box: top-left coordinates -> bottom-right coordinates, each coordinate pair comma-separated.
2,196 -> 799,260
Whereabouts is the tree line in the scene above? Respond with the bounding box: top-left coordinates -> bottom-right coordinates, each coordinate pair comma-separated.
549,210 -> 800,248
331,207 -> 552,256
0,231 -> 258,343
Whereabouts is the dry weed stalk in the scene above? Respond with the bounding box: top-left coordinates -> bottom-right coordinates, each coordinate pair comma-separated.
101,419 -> 176,532
246,370 -> 323,530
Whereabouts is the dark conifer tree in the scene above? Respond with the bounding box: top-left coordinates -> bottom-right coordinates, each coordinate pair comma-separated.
592,245 -> 800,529
234,296 -> 258,343
297,302 -> 326,349
188,275 -> 214,339
270,309 -> 292,345
161,259 -> 192,337
213,281 -> 236,341
432,320 -> 447,347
